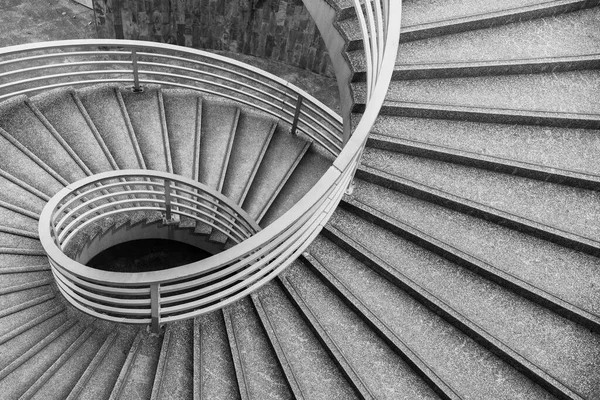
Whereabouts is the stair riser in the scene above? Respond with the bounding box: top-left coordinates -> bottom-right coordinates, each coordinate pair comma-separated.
354,168 -> 600,257
354,104 -> 600,129
366,136 -> 600,191
338,199 -> 600,334
400,0 -> 600,43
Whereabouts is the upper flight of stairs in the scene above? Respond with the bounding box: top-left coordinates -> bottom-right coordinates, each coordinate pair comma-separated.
0,0 -> 600,399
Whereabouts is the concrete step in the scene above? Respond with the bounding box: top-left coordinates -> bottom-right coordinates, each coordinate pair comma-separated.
150,320 -> 193,400
0,95 -> 87,183
73,326 -> 138,400
242,125 -> 310,222
389,7 -> 600,77
0,206 -> 39,235
198,101 -> 239,192
0,320 -> 82,399
120,87 -> 172,173
358,148 -> 600,256
108,328 -> 164,400
259,145 -> 333,227
280,260 -> 442,399
341,179 -> 600,331
22,325 -> 96,400
77,85 -> 145,170
223,298 -> 292,400
323,207 -> 600,399
0,125 -> 64,197
162,88 -> 202,180
0,231 -> 42,251
365,115 -> 600,190
354,70 -> 600,119
0,305 -> 64,354
252,282 -> 359,400
0,171 -> 48,215
193,311 -> 240,400
305,237 -> 553,399
31,88 -> 116,174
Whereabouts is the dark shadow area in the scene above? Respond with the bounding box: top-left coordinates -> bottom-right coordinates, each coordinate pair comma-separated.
87,239 -> 212,273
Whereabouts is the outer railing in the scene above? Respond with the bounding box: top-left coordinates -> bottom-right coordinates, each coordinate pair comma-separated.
0,39 -> 343,156
30,0 -> 401,331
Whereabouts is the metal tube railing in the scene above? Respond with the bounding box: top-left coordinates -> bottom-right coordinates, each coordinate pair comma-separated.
29,0 -> 401,332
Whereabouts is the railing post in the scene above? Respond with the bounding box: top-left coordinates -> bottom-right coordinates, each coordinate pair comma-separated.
164,179 -> 172,221
150,283 -> 161,334
290,95 -> 303,136
131,49 -> 141,92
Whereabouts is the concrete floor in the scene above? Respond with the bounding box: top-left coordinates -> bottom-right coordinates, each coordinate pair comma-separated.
0,0 -> 340,111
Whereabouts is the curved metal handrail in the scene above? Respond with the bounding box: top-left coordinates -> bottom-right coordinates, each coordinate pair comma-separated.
28,0 -> 401,330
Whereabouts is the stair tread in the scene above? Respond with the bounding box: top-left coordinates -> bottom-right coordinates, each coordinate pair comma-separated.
402,0 -> 580,28
242,126 -> 310,221
254,282 -> 359,400
395,7 -> 600,67
0,321 -> 82,399
75,327 -> 138,400
282,261 -> 442,400
0,206 -> 39,233
308,235 -> 556,399
361,147 -> 600,244
222,111 -> 275,206
120,87 -> 170,172
260,145 -> 333,227
198,101 -> 239,191
326,207 -> 600,399
0,174 -> 46,214
152,320 -> 193,400
368,115 -> 600,177
31,329 -> 105,400
0,304 -> 63,351
0,231 -> 42,250
0,96 -> 87,183
0,129 -> 64,196
348,178 -> 600,317
77,85 -> 144,170
356,71 -> 600,115
162,89 -> 201,180
224,298 -> 292,400
194,311 -> 240,400
31,88 -> 114,174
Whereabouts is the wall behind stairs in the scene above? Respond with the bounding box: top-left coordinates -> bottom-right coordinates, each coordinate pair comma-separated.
92,0 -> 334,77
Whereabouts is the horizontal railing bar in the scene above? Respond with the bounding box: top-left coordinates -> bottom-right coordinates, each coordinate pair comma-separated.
0,50 -> 130,67
0,60 -> 131,80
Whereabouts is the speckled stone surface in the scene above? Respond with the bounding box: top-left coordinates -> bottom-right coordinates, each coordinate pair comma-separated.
76,326 -> 138,400
308,235 -> 556,400
76,84 -> 144,170
283,261 -> 441,400
325,207 -> 600,399
370,115 -> 600,176
0,321 -> 83,399
114,329 -> 163,400
221,111 -> 276,205
255,282 -> 359,400
242,125 -> 308,220
349,178 -> 600,316
397,8 -> 600,65
225,298 -> 292,400
162,89 -> 202,180
361,148 -> 600,243
0,97 -> 87,183
30,329 -> 106,400
0,286 -> 55,325
31,88 -> 114,175
120,87 -> 170,173
369,70 -> 600,115
401,0 -> 558,27
260,146 -> 333,226
155,320 -> 194,400
197,101 -> 239,191
0,205 -> 39,233
195,311 -> 241,400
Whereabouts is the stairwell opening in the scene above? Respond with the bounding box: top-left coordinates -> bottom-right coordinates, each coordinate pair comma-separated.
87,238 -> 212,273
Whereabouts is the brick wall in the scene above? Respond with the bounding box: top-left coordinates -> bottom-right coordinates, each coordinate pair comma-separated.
93,0 -> 334,77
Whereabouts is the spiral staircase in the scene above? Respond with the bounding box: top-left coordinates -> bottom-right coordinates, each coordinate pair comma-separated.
0,0 -> 599,399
